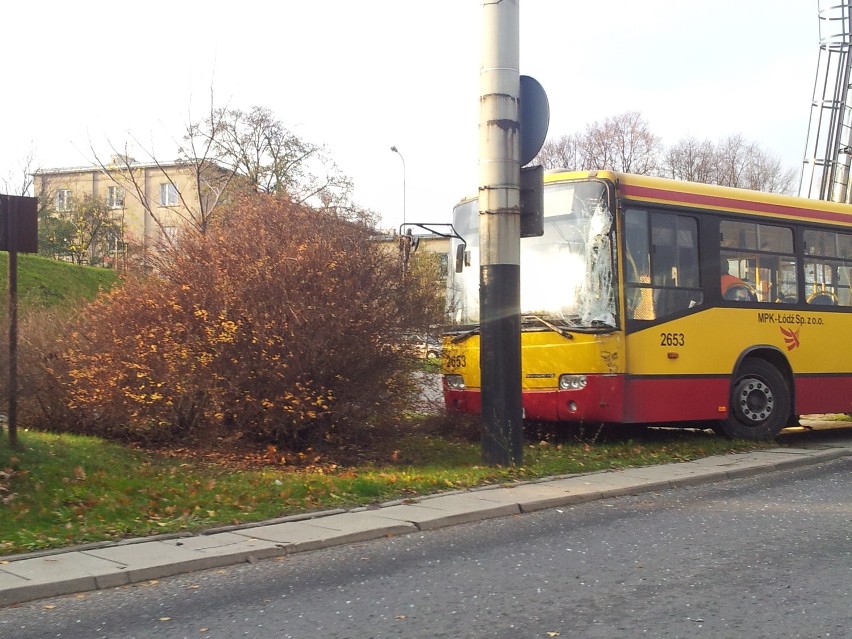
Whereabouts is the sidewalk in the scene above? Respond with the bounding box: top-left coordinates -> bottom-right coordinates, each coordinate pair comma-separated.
2,445 -> 850,607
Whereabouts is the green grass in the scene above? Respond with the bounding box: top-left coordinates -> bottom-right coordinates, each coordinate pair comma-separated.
0,252 -> 118,310
0,427 -> 774,556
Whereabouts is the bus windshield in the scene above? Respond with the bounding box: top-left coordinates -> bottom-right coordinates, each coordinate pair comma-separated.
448,179 -> 616,329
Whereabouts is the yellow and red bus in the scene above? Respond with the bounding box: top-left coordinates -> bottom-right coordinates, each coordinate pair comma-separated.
442,170 -> 852,439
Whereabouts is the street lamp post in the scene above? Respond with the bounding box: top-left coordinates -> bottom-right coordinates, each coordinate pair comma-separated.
390,145 -> 406,231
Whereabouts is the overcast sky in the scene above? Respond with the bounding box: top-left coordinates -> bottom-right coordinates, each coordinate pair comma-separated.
1,1 -> 819,231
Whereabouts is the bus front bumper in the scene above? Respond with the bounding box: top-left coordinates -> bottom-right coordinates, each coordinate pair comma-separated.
443,375 -> 626,423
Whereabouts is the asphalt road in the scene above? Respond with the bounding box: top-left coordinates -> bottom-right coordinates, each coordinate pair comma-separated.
3,452 -> 852,639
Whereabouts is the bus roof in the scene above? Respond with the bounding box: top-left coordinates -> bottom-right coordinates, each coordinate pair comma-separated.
546,169 -> 852,228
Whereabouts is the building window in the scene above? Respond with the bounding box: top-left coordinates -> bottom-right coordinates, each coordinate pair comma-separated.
159,183 -> 178,206
107,186 -> 125,209
55,189 -> 71,211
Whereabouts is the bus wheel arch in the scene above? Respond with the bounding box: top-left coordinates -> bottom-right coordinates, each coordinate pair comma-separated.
717,351 -> 792,440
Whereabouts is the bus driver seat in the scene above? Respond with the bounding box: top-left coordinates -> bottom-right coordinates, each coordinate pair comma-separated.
721,258 -> 756,302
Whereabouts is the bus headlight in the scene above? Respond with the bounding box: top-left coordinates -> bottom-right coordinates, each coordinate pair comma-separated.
445,374 -> 466,390
559,374 -> 587,390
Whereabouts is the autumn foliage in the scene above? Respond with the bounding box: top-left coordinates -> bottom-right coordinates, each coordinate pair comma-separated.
36,195 -> 443,450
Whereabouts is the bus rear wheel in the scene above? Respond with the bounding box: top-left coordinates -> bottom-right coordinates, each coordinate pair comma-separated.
717,359 -> 790,440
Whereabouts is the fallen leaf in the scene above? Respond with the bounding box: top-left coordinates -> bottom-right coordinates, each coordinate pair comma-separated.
43,604 -> 57,610
546,633 -> 561,637
159,617 -> 172,622
74,466 -> 86,481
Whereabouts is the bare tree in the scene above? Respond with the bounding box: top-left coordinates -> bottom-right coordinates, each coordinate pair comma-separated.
577,111 -> 662,174
199,105 -> 354,207
535,133 -> 581,170
661,136 -> 719,184
1,148 -> 37,196
713,134 -> 752,189
170,94 -> 242,233
95,134 -> 237,247
716,135 -> 796,194
92,99 -> 360,263
743,147 -> 796,194
538,112 -> 795,194
86,90 -> 249,264
609,111 -> 662,174
673,134 -> 796,194
580,119 -> 618,171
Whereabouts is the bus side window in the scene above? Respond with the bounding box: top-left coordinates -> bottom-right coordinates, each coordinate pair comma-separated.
775,258 -> 799,303
721,221 -> 796,303
839,266 -> 852,306
805,260 -> 839,305
624,209 -> 655,320
803,230 -> 852,306
649,212 -> 701,316
839,233 -> 852,305
804,229 -> 852,306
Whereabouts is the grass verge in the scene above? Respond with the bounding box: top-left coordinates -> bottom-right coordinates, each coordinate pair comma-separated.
0,425 -> 775,557
0,252 -> 118,310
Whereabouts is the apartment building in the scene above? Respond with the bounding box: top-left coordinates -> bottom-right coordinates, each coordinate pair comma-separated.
33,155 -> 231,266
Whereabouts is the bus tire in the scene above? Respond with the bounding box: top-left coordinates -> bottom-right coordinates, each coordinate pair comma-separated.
717,359 -> 790,440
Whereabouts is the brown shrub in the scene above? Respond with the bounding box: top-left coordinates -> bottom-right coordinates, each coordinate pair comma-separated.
0,307 -> 79,433
53,194 -> 444,451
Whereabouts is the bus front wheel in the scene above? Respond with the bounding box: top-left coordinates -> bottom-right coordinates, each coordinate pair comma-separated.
717,359 -> 790,440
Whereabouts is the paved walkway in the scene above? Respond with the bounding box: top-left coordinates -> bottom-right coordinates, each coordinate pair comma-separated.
2,444 -> 851,607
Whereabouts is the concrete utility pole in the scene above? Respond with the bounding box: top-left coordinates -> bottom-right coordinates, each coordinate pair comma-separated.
478,0 -> 523,465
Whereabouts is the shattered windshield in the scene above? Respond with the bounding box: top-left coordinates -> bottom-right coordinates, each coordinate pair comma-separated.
447,179 -> 617,330
522,181 -> 615,328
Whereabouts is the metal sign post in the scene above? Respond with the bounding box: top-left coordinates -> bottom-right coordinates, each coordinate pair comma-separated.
0,195 -> 38,448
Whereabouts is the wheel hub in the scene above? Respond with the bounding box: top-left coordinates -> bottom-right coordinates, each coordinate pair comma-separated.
736,377 -> 774,423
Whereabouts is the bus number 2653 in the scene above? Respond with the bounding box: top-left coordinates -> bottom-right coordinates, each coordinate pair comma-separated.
444,353 -> 467,369
660,332 -> 685,347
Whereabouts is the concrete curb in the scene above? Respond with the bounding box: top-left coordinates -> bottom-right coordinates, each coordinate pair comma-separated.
1,445 -> 850,608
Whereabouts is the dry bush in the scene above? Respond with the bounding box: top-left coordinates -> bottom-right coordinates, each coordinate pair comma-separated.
54,194 -> 444,451
0,307 -> 79,432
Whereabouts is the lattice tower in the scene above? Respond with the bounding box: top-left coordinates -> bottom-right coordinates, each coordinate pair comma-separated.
801,1 -> 852,202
